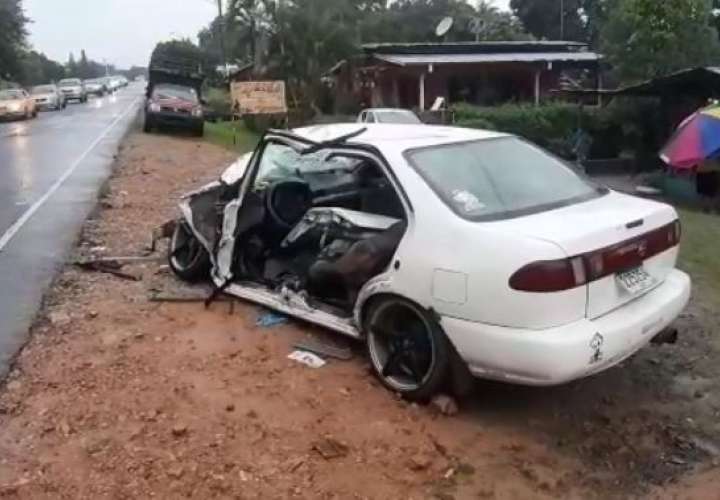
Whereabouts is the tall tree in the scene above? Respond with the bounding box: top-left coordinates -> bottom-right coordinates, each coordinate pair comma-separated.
79,49 -> 89,78
601,0 -> 720,82
0,0 -> 29,80
67,52 -> 77,76
510,0 -> 588,41
20,50 -> 65,85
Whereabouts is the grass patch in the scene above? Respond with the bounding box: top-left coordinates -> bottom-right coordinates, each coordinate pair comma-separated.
677,208 -> 720,305
204,120 -> 259,153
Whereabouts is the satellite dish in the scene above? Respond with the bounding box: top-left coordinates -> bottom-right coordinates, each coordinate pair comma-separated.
435,16 -> 454,38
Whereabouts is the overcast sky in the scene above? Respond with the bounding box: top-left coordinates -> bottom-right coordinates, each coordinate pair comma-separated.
24,0 -> 218,69
23,0 -> 511,69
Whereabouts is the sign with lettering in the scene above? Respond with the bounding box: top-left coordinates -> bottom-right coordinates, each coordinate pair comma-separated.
231,81 -> 287,115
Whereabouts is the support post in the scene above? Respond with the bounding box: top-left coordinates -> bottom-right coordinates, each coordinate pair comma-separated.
534,69 -> 541,106
419,72 -> 426,111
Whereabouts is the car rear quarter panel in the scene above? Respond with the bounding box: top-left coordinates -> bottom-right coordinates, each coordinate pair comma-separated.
376,148 -> 586,330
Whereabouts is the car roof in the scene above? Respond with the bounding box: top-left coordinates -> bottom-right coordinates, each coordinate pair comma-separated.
363,108 -> 415,114
291,123 -> 507,152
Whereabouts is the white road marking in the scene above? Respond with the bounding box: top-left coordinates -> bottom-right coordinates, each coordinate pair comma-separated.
0,97 -> 140,253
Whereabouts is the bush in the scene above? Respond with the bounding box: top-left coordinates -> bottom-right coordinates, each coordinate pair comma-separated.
204,87 -> 232,119
453,102 -> 583,150
453,101 -> 662,164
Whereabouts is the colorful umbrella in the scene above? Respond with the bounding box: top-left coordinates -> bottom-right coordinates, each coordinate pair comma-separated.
660,105 -> 720,169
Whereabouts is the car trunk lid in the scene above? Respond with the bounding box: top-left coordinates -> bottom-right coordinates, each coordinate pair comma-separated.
499,191 -> 679,318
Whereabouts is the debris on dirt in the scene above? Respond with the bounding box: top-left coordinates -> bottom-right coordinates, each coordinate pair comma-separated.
407,453 -> 433,471
167,465 -> 184,479
293,339 -> 353,361
73,259 -> 141,281
171,424 -> 188,437
75,255 -> 161,266
48,311 -> 71,326
6,381 -> 21,391
430,394 -> 459,416
256,311 -> 289,328
312,437 -> 349,460
287,350 -> 326,368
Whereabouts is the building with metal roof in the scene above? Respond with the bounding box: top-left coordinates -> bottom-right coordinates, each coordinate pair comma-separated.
329,41 -> 602,111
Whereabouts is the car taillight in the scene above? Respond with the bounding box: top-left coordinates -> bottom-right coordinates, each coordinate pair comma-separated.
509,256 -> 586,292
510,220 -> 681,293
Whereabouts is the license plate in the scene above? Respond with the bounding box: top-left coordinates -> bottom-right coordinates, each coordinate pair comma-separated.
617,267 -> 656,295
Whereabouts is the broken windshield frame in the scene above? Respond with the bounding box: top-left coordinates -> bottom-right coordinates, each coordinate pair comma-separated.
238,131 -> 414,215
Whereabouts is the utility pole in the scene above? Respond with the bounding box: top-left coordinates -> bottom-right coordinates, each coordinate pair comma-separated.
560,0 -> 565,40
217,0 -> 228,78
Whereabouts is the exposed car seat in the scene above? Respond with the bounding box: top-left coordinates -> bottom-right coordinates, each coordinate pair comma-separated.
306,221 -> 407,305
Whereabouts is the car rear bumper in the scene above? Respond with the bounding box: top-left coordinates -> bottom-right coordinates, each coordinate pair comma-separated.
443,269 -> 691,385
0,110 -> 26,118
147,111 -> 202,129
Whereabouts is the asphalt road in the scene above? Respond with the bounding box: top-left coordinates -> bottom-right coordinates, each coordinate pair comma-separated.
0,84 -> 143,377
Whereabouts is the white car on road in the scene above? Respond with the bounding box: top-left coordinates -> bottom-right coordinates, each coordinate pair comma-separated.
58,78 -> 88,103
31,84 -> 67,111
357,108 -> 422,124
167,124 -> 691,401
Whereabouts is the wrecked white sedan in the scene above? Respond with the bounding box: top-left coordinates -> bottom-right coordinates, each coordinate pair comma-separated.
168,124 -> 691,401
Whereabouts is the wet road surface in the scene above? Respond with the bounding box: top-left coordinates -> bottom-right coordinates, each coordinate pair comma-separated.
0,84 -> 143,376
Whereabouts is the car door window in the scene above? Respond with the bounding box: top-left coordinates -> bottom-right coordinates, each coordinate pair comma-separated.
367,112 -> 376,123
359,111 -> 367,122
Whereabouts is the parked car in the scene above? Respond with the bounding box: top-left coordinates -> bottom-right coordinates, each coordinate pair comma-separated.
30,84 -> 66,111
83,78 -> 106,97
165,124 -> 691,401
58,78 -> 88,103
357,108 -> 422,124
144,83 -> 204,136
0,88 -> 37,120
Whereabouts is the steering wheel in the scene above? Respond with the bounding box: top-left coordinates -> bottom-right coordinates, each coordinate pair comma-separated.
265,180 -> 313,230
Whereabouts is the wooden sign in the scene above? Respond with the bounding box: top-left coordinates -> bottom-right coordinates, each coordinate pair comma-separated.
231,80 -> 287,115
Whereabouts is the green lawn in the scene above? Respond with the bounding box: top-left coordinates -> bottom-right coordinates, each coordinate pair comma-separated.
678,208 -> 720,305
204,120 -> 259,154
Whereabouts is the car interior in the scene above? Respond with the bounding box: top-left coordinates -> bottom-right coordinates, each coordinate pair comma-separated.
199,141 -> 408,315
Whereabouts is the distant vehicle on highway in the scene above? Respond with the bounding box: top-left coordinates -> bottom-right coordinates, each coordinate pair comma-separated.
112,75 -> 129,88
357,108 -> 422,124
0,88 -> 37,120
101,76 -> 116,93
144,83 -> 204,136
83,78 -> 107,97
30,84 -> 66,111
58,78 -> 88,103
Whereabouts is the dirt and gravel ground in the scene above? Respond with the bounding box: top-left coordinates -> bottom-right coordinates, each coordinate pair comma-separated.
0,125 -> 719,499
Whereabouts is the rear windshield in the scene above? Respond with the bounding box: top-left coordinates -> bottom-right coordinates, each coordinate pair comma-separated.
375,111 -> 421,124
32,85 -> 55,94
0,90 -> 23,99
152,84 -> 198,103
405,137 -> 606,221
59,79 -> 80,86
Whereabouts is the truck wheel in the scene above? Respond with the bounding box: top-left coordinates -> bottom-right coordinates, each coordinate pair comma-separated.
365,296 -> 451,402
194,124 -> 205,137
168,221 -> 211,282
143,118 -> 154,133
